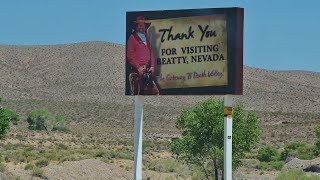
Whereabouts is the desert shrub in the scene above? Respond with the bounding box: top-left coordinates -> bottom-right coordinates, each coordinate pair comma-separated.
1,108 -> 19,125
57,143 -> 69,150
32,167 -> 45,178
27,109 -> 68,132
106,151 -> 133,160
25,163 -> 35,170
281,142 -> 316,160
95,151 -> 106,158
60,153 -> 88,162
257,146 -> 280,162
44,151 -> 62,161
52,126 -> 70,133
27,109 -> 55,131
101,158 -> 113,164
35,158 -> 49,167
315,142 -> 320,156
314,122 -> 320,155
22,148 -> 38,162
146,159 -> 183,173
142,140 -> 153,152
15,153 -> 27,164
52,115 -> 69,132
4,151 -> 27,164
258,161 -> 285,171
125,166 -> 130,171
276,169 -> 320,180
0,107 -> 19,139
190,167 -> 207,180
244,151 -> 258,159
0,163 -> 6,172
242,159 -> 260,169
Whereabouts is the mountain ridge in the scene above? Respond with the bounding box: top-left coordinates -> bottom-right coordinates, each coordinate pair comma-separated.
0,41 -> 319,114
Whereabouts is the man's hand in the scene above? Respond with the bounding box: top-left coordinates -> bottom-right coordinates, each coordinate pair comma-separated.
137,66 -> 144,77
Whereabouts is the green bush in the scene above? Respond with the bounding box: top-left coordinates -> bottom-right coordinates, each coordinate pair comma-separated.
257,146 -> 280,162
27,109 -> 55,131
281,142 -> 316,160
314,122 -> 320,155
2,108 -> 19,125
52,115 -> 68,132
0,107 -> 19,139
276,169 -> 320,180
170,99 -> 261,179
27,109 -> 68,132
258,161 -> 285,171
315,139 -> 320,154
3,150 -> 27,164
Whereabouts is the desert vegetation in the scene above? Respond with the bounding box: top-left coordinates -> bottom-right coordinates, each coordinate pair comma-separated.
1,96 -> 320,179
27,109 -> 68,132
170,99 -> 261,179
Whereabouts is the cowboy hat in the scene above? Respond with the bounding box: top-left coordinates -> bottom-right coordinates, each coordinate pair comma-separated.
133,16 -> 151,28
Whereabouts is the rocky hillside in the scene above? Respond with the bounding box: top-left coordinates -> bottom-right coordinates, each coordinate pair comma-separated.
0,41 -> 319,113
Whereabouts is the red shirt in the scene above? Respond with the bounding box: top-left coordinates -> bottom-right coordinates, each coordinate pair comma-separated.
127,33 -> 155,70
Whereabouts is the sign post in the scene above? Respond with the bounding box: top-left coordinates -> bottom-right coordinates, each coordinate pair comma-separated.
134,95 -> 144,180
224,95 -> 233,180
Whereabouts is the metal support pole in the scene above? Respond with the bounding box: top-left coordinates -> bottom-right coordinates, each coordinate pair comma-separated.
224,95 -> 233,180
134,95 -> 144,180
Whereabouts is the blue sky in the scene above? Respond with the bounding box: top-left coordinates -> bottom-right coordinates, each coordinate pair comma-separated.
0,0 -> 319,72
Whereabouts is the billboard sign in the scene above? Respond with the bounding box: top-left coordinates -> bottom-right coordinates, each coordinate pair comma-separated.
126,7 -> 243,95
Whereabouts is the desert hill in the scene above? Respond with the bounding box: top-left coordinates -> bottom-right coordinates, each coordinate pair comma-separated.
0,41 -> 319,145
0,42 -> 319,112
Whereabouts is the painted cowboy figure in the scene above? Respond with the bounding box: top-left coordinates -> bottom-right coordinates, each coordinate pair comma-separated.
127,16 -> 159,95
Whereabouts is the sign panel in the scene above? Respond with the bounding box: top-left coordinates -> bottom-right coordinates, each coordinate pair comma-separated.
224,107 -> 233,116
126,8 -> 243,95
